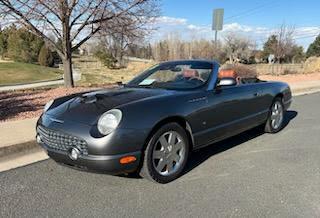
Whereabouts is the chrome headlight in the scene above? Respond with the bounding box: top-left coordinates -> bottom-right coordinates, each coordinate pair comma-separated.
43,100 -> 54,112
97,109 -> 122,135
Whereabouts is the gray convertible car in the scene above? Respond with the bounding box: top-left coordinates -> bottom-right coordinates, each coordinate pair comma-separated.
36,60 -> 292,183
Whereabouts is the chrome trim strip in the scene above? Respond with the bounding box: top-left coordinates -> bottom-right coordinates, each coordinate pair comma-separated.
49,117 -> 64,123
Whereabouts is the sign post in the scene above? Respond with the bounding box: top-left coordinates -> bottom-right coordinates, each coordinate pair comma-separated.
212,9 -> 224,45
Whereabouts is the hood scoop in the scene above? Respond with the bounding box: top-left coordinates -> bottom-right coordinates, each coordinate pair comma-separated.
78,90 -> 131,104
79,95 -> 97,104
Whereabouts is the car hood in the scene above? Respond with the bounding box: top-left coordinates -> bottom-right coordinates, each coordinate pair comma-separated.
46,87 -> 171,125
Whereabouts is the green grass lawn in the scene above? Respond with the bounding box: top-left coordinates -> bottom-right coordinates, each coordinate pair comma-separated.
0,62 -> 63,86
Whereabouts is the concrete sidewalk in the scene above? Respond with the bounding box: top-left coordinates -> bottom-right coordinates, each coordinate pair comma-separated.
0,118 -> 37,157
0,80 -> 64,91
0,118 -> 37,147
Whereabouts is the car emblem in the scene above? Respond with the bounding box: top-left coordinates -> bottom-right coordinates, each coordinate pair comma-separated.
49,117 -> 64,123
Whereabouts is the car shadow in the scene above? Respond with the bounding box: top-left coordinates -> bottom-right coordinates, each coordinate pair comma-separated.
115,110 -> 297,180
182,110 -> 298,176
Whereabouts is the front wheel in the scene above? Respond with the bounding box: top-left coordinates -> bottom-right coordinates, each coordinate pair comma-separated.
264,97 -> 285,133
139,123 -> 190,183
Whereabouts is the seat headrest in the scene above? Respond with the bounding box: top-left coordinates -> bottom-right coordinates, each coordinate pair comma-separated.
218,69 -> 238,79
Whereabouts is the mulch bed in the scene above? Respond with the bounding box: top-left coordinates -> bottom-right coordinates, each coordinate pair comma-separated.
0,85 -> 114,122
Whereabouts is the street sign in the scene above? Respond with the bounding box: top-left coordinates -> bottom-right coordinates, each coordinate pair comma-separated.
212,9 -> 224,31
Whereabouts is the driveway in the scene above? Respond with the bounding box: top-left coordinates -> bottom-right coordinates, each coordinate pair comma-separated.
1,93 -> 319,217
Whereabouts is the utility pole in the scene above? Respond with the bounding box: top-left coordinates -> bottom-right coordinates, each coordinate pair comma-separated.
215,30 -> 218,45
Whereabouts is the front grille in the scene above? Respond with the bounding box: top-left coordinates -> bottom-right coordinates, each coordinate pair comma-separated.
37,125 -> 88,155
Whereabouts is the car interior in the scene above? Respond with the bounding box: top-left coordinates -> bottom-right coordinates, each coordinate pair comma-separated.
182,69 -> 205,82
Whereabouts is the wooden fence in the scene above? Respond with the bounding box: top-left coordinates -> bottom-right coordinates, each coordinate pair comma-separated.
252,64 -> 304,75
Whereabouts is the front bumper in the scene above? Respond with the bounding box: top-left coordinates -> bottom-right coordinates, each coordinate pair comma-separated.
36,114 -> 148,174
39,142 -> 141,174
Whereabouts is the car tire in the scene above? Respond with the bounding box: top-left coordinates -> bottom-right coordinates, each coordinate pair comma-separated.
139,123 -> 190,183
264,97 -> 285,133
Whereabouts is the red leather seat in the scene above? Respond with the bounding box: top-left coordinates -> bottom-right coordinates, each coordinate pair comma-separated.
218,69 -> 237,79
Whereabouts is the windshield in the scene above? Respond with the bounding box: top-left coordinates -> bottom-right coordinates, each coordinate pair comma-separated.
127,61 -> 213,90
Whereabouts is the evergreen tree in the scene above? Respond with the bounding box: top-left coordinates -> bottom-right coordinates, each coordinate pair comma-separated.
7,27 -> 44,63
262,35 -> 278,61
306,35 -> 320,57
38,45 -> 54,67
0,28 -> 9,58
289,45 -> 305,63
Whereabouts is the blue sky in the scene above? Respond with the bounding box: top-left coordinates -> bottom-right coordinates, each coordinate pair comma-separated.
153,0 -> 320,48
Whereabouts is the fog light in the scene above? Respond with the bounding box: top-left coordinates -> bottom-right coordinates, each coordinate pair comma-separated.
69,148 -> 80,160
36,135 -> 42,143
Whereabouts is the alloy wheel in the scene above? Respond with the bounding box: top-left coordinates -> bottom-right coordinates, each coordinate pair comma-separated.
271,101 -> 284,129
152,131 -> 186,176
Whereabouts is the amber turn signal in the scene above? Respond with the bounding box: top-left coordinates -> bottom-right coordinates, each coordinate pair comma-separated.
120,156 -> 137,164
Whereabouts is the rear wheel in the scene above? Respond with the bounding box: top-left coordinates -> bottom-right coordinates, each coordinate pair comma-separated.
140,123 -> 189,183
264,97 -> 285,133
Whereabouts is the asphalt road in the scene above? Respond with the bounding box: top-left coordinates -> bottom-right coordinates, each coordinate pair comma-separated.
1,93 -> 320,217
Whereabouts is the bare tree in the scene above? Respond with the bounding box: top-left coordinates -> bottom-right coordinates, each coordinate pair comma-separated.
152,36 -> 228,63
224,33 -> 254,64
0,0 -> 159,87
98,10 -> 156,67
274,24 -> 295,63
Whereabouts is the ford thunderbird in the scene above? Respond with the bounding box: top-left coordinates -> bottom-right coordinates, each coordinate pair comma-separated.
36,60 -> 292,183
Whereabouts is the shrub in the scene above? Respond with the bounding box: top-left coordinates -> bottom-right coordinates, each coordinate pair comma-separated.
38,45 -> 54,67
0,29 -> 9,58
52,51 -> 62,65
303,57 -> 320,74
283,69 -> 298,75
94,50 -> 117,69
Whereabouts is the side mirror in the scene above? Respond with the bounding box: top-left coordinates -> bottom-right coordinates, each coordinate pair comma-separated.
217,77 -> 237,87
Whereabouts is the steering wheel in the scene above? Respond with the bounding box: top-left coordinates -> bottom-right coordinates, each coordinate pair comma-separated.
188,77 -> 204,82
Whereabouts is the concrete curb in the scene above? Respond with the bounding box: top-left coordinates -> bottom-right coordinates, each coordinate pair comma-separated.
0,147 -> 48,173
0,141 -> 38,158
292,88 -> 320,96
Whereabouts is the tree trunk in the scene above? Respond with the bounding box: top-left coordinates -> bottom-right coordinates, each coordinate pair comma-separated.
229,54 -> 234,64
61,8 -> 74,88
63,56 -> 74,88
